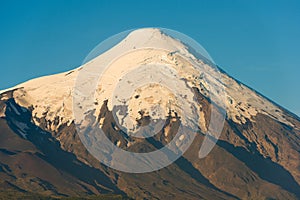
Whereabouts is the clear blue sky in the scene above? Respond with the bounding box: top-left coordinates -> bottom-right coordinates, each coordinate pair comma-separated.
0,0 -> 299,116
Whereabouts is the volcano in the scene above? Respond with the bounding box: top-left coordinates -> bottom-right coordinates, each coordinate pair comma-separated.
0,28 -> 299,200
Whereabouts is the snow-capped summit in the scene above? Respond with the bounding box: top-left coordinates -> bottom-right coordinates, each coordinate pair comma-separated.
0,28 -> 295,132
0,28 -> 300,199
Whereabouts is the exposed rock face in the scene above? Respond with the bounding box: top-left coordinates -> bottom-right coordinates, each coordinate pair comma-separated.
0,28 -> 299,199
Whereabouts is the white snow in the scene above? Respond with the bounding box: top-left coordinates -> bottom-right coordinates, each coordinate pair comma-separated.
116,140 -> 121,147
179,135 -> 185,141
0,28 -> 295,132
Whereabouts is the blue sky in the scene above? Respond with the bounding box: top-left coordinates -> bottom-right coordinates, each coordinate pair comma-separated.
0,0 -> 299,116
